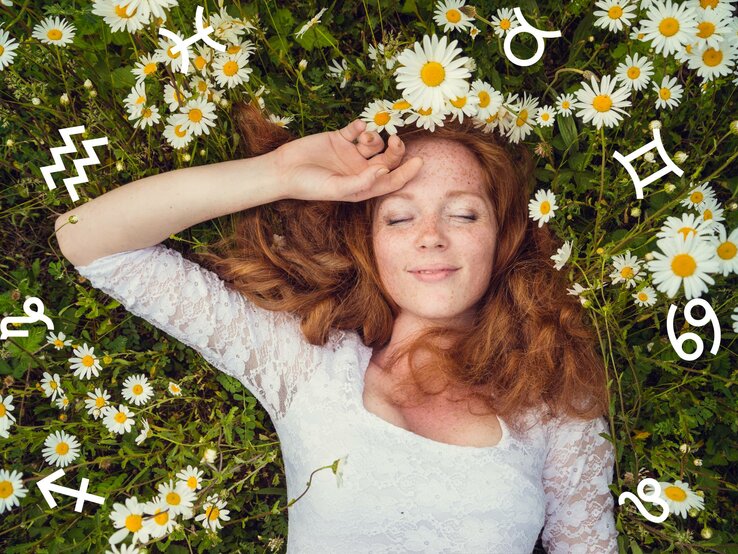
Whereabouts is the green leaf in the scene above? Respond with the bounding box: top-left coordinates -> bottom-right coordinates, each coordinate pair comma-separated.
111,67 -> 135,89
558,115 -> 579,152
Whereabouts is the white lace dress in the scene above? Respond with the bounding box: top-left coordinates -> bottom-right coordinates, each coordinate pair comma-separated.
75,244 -> 619,554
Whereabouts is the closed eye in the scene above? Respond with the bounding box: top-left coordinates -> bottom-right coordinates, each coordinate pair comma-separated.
388,215 -> 477,225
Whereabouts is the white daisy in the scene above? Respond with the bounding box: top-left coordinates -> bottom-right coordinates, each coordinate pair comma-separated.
85,387 -> 111,419
171,97 -> 217,136
168,381 -> 183,395
131,54 -> 158,83
69,343 -> 102,380
574,74 -> 632,129
403,104 -> 451,132
156,479 -> 196,519
222,40 -> 256,59
176,465 -> 204,492
0,28 -> 20,70
42,430 -> 81,468
640,0 -> 699,57
155,34 -> 187,73
328,58 -> 351,89
476,91 -> 518,135
141,497 -> 178,539
0,469 -> 28,515
40,372 -> 64,401
551,240 -> 574,270
680,181 -> 718,209
489,7 -> 519,37
32,16 -> 76,47
163,116 -> 194,149
695,197 -> 725,227
556,92 -> 577,116
127,0 -> 178,20
124,82 -> 148,118
468,25 -> 481,41
704,224 -> 738,275
267,113 -> 294,128
122,374 -> 155,406
468,79 -> 504,120
657,212 -> 717,241
433,0 -> 475,34
689,5 -> 734,53
536,105 -> 556,127
163,82 -> 189,112
211,50 -> 252,89
646,234 -> 719,299
732,306 -> 738,333
194,494 -> 231,532
46,331 -> 72,350
685,39 -> 737,81
92,0 -> 151,34
188,75 -> 218,101
644,479 -> 705,518
108,496 -> 151,546
566,282 -> 590,306
445,90 -> 481,124
129,104 -> 161,129
633,285 -> 658,306
209,6 -> 248,45
609,251 -> 645,287
630,25 -> 648,41
528,189 -> 559,227
506,92 -> 539,143
593,0 -> 639,32
615,52 -> 655,91
191,44 -> 213,74
295,7 -> 328,40
135,418 -> 151,445
394,33 -> 472,114
102,403 -> 136,434
55,393 -> 71,411
653,75 -> 684,109
359,99 -> 406,134
0,394 -> 16,438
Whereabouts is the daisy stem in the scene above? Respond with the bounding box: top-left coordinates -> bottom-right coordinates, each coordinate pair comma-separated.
54,47 -> 70,99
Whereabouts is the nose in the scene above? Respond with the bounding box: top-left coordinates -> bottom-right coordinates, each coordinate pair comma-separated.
415,214 -> 448,249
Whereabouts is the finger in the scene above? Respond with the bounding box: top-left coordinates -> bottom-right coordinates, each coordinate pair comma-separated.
348,156 -> 425,202
365,134 -> 406,169
355,130 -> 385,158
338,119 -> 367,144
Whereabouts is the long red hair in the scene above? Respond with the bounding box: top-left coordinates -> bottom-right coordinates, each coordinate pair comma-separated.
193,101 -> 611,436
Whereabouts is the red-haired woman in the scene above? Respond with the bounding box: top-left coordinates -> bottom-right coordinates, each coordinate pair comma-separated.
55,101 -> 617,553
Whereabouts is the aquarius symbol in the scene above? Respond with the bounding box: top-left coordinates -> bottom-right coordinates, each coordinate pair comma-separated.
0,297 -> 54,340
503,7 -> 562,67
159,5 -> 226,74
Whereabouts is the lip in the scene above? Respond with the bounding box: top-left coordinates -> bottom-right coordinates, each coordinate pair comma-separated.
409,268 -> 459,282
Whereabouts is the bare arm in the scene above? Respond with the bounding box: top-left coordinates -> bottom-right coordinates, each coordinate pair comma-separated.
54,149 -> 287,267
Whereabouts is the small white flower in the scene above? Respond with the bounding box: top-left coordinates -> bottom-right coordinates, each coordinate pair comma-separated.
551,240 -> 573,271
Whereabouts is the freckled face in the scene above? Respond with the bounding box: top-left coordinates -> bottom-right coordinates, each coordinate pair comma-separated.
371,137 -> 498,325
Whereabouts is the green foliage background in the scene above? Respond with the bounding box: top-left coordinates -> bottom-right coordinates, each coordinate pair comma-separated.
1,0 -> 737,552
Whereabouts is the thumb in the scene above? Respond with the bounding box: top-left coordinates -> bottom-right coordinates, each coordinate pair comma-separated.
333,164 -> 391,199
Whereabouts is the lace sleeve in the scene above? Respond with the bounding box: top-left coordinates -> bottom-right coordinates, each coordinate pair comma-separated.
74,244 -> 326,421
540,414 -> 618,553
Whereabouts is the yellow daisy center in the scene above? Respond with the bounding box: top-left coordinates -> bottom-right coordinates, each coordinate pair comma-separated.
516,109 -> 528,126
142,108 -> 152,118
0,405 -> 5,417
664,485 -> 687,501
478,91 -> 490,108
690,191 -> 704,203
143,62 -> 156,75
561,100 -> 570,109
50,381 -> 58,389
0,46 -> 4,56
187,476 -> 198,488
542,112 -> 550,121
638,292 -> 648,301
540,201 -> 551,215
593,94 -> 612,112
207,506 -> 220,520
174,124 -> 187,137
620,266 -> 635,279
671,253 -> 696,277
132,384 -> 144,395
197,81 -> 207,92
154,509 -> 169,525
420,61 -> 445,87
418,107 -> 433,116
686,43 -> 693,54
0,480 -> 13,499
136,95 -> 145,104
166,492 -> 181,505
56,442 -> 69,455
125,514 -> 143,532
194,55 -> 207,70
677,226 -> 696,240
54,339 -> 63,347
608,5 -> 623,19
227,45 -> 241,55
115,411 -> 128,424
172,384 -> 181,393
96,397 -> 105,407
717,241 -> 736,260
82,355 -> 95,367
188,108 -> 203,122
697,21 -> 715,38
373,111 -> 390,125
223,60 -> 239,76
702,209 -> 712,220
702,48 -> 722,67
500,19 -> 511,30
450,96 -> 466,108
446,9 -> 461,23
47,29 -> 63,41
115,4 -> 137,18
659,87 -> 671,100
627,66 -> 641,79
659,17 -> 679,37
393,99 -> 411,110
699,0 -> 718,7
167,46 -> 180,59
486,113 -> 498,123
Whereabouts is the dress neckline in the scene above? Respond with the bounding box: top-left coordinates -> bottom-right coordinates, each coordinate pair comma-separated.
351,337 -> 510,453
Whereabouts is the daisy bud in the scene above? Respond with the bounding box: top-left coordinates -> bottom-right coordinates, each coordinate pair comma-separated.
674,151 -> 688,163
701,527 -> 713,540
115,161 -> 124,171
99,458 -> 112,470
693,458 -> 702,466
680,443 -> 689,453
59,413 -> 67,421
84,79 -> 93,89
68,215 -> 79,224
646,342 -> 654,352
103,355 -> 112,364
644,252 -> 654,261
688,507 -> 699,517
460,5 -> 477,17
566,214 -> 572,220
6,139 -> 14,147
582,299 -> 592,309
581,70 -> 598,82
3,375 -> 14,387
588,35 -> 594,42
10,289 -> 20,301
695,489 -> 704,497
648,120 -> 662,130
219,98 -> 229,108
183,153 -> 191,162
630,207 -> 641,217
644,151 -> 655,162
729,202 -> 737,210
730,120 -> 738,134
60,93 -> 69,105
89,90 -> 97,98
202,448 -> 217,464
199,149 -> 206,156
31,97 -> 41,105
298,59 -> 308,71
596,247 -> 604,255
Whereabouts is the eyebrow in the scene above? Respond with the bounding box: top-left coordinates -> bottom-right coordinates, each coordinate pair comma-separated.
378,190 -> 487,205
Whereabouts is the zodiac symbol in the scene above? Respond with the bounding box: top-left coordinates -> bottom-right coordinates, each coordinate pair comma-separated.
1,297 -> 54,340
618,478 -> 670,523
667,298 -> 721,361
159,5 -> 226,74
502,7 -> 562,67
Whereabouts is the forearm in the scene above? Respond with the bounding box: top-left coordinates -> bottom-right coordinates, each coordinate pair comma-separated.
54,149 -> 287,267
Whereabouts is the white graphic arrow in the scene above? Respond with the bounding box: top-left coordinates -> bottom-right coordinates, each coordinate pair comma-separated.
37,468 -> 106,513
